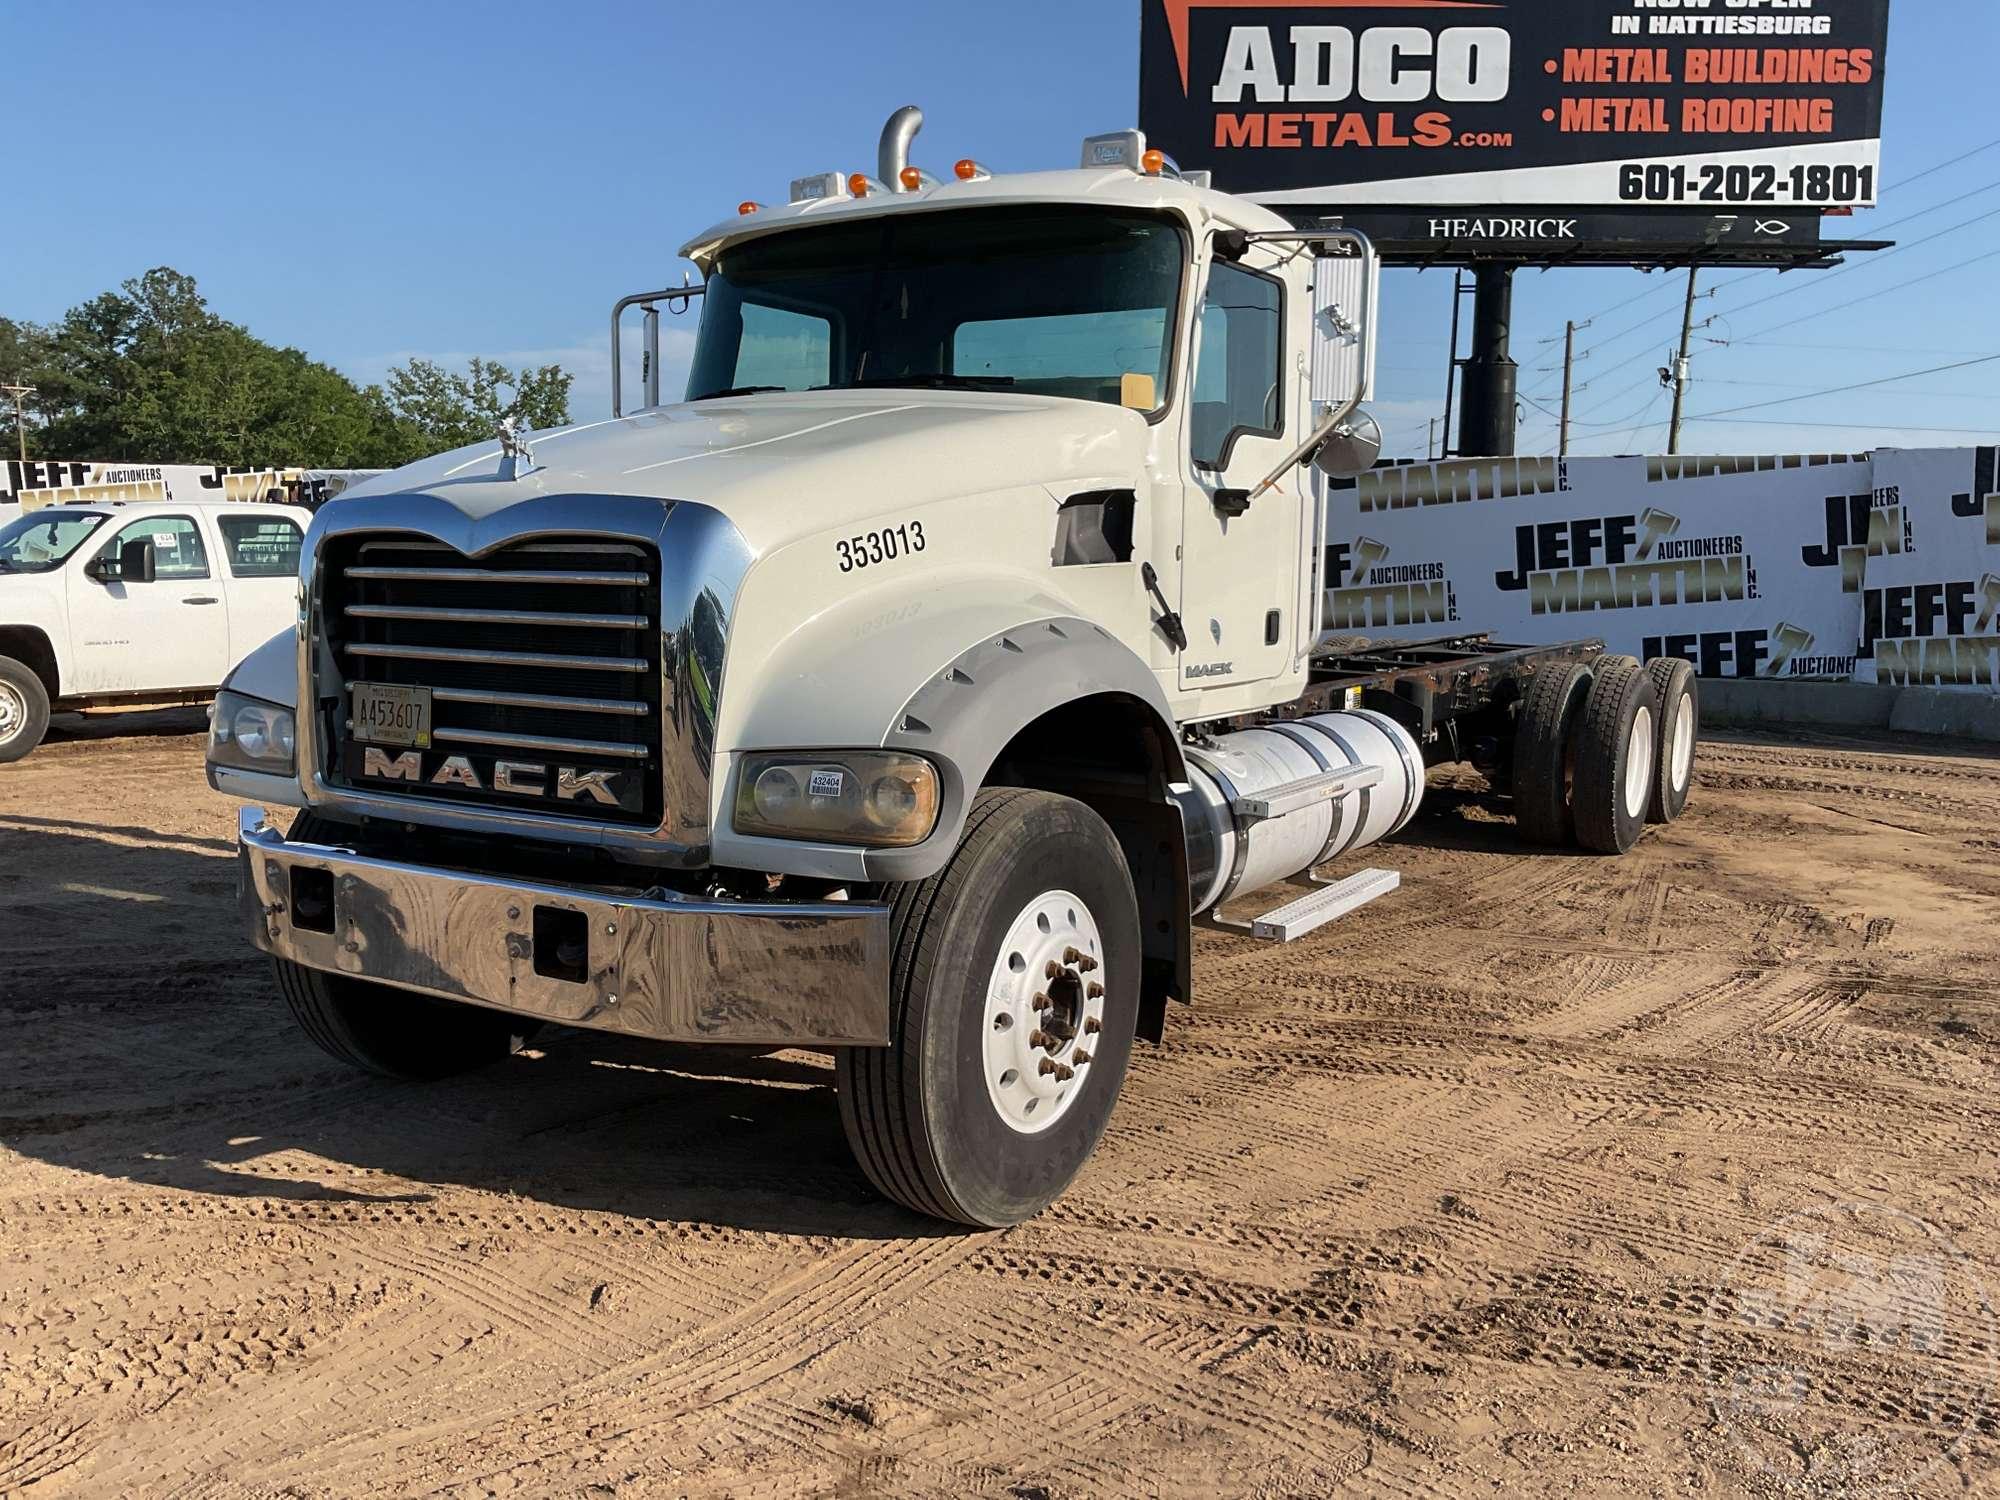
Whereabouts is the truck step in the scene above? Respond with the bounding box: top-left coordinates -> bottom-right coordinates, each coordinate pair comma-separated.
1248,867 -> 1400,943
1231,764 -> 1384,821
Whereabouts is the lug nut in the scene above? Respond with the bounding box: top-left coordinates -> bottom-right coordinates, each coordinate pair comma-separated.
1077,956 -> 1098,973
1038,1057 -> 1058,1076
1046,960 -> 1063,980
1055,1064 -> 1075,1082
1063,947 -> 1084,965
1073,1050 -> 1092,1066
1087,982 -> 1103,999
1029,1030 -> 1048,1049
1084,1017 -> 1102,1035
1031,992 -> 1051,1011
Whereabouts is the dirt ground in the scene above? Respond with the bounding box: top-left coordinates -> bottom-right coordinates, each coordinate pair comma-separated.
3,709 -> 1999,1498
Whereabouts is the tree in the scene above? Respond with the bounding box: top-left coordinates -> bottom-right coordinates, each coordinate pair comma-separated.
3,268 -> 574,467
383,356 -> 573,453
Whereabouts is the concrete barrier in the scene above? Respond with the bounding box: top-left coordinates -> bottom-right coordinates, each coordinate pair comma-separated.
1700,678 -> 2000,742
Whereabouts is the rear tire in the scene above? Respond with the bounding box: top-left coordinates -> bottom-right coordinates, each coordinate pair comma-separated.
1512,661 -> 1594,846
0,655 -> 51,763
272,811 -> 538,1080
1644,657 -> 1698,824
1571,657 -> 1661,856
836,789 -> 1140,1228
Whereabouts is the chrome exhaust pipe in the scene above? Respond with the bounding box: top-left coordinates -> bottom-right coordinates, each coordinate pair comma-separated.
878,105 -> 923,190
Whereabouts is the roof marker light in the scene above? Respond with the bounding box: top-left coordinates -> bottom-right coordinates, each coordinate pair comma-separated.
848,172 -> 871,198
899,165 -> 923,191
953,158 -> 990,181
738,201 -> 763,216
1140,149 -> 1165,176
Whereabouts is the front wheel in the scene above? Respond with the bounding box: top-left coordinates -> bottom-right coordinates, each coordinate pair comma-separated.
0,655 -> 51,763
836,788 -> 1141,1228
272,812 -> 539,1080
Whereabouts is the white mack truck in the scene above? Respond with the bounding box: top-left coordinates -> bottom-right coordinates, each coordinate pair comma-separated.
207,110 -> 1698,1227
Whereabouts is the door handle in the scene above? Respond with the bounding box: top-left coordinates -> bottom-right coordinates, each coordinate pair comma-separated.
183,596 -> 220,606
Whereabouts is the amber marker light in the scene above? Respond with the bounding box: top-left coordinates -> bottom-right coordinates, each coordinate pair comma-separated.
1140,148 -> 1165,175
954,158 -> 986,180
897,165 -> 921,191
737,201 -> 762,215
848,173 -> 871,197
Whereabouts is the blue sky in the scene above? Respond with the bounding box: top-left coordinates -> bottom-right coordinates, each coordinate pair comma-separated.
5,1 -> 1994,459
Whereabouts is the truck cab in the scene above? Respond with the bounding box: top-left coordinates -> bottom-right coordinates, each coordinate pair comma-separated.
0,499 -> 306,761
207,111 -> 1689,1228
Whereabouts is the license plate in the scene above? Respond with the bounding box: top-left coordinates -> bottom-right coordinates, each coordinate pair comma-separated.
351,683 -> 432,748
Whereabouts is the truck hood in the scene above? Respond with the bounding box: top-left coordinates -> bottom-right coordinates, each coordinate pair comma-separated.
340,391 -> 1153,552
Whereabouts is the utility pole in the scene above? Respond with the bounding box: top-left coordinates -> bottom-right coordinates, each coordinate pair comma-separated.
1667,268 -> 1699,455
1,383 -> 32,464
1558,320 -> 1577,457
1426,416 -> 1439,461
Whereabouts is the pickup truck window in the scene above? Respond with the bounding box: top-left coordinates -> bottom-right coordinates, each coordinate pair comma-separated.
687,206 -> 1185,414
0,509 -> 109,573
218,515 -> 304,578
101,515 -> 210,580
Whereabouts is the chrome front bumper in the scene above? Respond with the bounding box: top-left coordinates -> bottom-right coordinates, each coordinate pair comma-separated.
237,808 -> 891,1046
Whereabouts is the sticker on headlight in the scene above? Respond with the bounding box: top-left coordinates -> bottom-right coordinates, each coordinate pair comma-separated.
808,768 -> 846,799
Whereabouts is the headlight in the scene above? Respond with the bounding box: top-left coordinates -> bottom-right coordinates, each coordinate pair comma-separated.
733,751 -> 940,847
208,690 -> 296,773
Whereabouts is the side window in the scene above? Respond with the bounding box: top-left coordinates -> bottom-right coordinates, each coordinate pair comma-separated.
1190,261 -> 1283,470
103,515 -> 209,580
732,301 -> 831,391
218,515 -> 304,578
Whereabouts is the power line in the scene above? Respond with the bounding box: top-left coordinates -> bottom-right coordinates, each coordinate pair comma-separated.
1705,172 -> 2000,296
1709,200 -> 2000,324
1728,244 -> 2000,345
1687,353 -> 2000,420
1686,416 -> 2000,435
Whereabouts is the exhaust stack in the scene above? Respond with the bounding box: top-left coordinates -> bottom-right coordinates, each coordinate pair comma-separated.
878,105 -> 924,190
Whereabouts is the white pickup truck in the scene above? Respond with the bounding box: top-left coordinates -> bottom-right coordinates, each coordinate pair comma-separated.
0,499 -> 307,761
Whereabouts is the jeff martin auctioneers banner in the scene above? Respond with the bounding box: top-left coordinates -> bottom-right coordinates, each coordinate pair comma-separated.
1321,449 -> 2000,692
1140,0 -> 1889,207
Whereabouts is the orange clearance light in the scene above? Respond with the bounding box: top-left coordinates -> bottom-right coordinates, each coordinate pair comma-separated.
848,172 -> 871,197
1140,148 -> 1165,176
738,200 -> 762,216
899,165 -> 923,190
954,158 -> 979,180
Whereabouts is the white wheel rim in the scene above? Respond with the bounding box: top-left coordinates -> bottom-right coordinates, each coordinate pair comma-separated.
1670,691 -> 1695,791
1624,705 -> 1656,820
981,888 -> 1105,1135
0,682 -> 23,742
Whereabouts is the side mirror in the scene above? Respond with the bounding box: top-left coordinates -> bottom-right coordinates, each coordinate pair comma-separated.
120,537 -> 158,584
83,554 -> 113,583
1312,409 -> 1384,480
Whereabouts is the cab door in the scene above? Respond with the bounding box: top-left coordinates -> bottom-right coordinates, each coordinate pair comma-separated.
1176,252 -> 1302,695
65,513 -> 231,694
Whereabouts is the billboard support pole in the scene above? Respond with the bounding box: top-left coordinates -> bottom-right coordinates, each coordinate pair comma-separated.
1457,266 -> 1518,458
1668,268 -> 1699,455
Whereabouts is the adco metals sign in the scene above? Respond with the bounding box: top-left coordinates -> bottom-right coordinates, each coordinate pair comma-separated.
1138,1 -> 1889,208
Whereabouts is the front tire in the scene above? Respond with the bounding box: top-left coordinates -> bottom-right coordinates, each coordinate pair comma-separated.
836,789 -> 1141,1228
272,812 -> 538,1080
0,655 -> 51,763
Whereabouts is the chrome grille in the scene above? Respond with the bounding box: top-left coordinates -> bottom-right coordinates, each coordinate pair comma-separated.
321,536 -> 662,825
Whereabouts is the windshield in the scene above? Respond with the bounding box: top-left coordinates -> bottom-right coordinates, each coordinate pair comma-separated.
686,206 -> 1186,412
0,509 -> 110,573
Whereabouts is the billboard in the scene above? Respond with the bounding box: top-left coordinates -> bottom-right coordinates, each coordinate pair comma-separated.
1857,449 -> 2000,691
1139,1 -> 1890,209
0,460 -> 376,512
1320,452 -> 1881,682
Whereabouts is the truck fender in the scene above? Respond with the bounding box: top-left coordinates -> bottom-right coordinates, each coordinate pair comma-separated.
223,628 -> 298,708
880,617 -> 1193,1038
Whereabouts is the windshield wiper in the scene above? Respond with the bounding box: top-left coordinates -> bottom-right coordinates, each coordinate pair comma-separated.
689,385 -> 789,401
815,374 -> 1016,392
